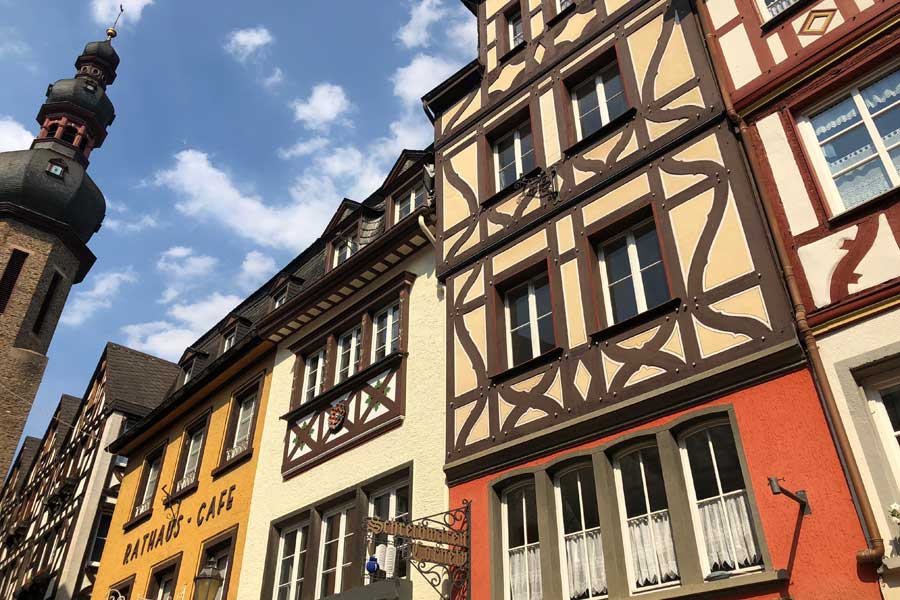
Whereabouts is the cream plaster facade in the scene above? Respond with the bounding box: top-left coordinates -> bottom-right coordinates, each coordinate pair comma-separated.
238,248 -> 447,599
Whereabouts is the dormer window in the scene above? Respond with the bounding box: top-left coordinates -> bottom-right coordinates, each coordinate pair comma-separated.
223,328 -> 236,352
46,160 -> 67,179
183,359 -> 195,385
333,232 -> 359,267
274,287 -> 288,309
397,184 -> 426,221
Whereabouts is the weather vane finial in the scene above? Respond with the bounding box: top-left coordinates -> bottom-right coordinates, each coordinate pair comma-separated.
106,4 -> 124,40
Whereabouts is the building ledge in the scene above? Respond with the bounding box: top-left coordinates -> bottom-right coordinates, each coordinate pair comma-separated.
322,579 -> 412,600
626,570 -> 787,600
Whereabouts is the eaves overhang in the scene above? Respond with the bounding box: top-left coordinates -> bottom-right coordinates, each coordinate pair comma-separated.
422,60 -> 483,122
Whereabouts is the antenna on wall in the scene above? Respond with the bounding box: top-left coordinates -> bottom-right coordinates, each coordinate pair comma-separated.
107,4 -> 124,40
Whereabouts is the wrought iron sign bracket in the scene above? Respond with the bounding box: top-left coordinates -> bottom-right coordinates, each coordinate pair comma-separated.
768,476 -> 811,515
513,167 -> 559,205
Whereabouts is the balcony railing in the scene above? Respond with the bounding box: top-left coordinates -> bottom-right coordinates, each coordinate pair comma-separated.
133,498 -> 151,517
765,0 -> 801,18
174,470 -> 197,494
225,436 -> 250,462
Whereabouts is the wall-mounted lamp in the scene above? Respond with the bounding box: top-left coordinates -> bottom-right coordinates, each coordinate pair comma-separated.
193,557 -> 224,600
768,476 -> 811,515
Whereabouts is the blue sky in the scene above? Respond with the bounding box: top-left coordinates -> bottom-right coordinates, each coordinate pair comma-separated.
0,0 -> 475,444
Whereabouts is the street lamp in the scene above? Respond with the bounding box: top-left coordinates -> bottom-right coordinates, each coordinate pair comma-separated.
193,558 -> 224,600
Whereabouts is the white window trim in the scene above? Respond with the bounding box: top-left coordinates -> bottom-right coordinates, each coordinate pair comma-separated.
183,360 -> 194,385
503,274 -> 552,368
396,185 -> 425,222
303,348 -> 327,403
863,371 -> 900,493
274,521 -> 309,600
597,219 -> 662,326
274,288 -> 288,309
677,421 -> 763,578
501,482 -> 540,600
338,325 -> 362,382
752,0 -> 802,22
233,393 -> 257,449
553,465 -> 607,600
557,0 -> 574,12
372,303 -> 402,362
183,429 -> 204,476
571,65 -> 621,141
493,122 -> 532,191
366,482 -> 410,582
333,233 -> 359,268
508,10 -> 524,48
797,62 -> 900,217
613,445 -> 678,595
223,329 -> 236,352
315,505 -> 352,599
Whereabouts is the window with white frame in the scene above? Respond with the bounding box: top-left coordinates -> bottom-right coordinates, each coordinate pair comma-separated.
134,454 -> 161,517
175,427 -> 204,493
182,359 -> 194,385
368,483 -> 410,581
615,446 -> 679,592
800,66 -> 900,214
397,185 -> 426,221
755,0 -> 802,20
303,348 -> 326,402
274,287 -> 288,309
571,61 -> 627,141
505,273 -> 554,368
508,10 -> 524,47
88,512 -> 112,563
337,325 -> 363,382
681,423 -> 762,576
503,483 -> 541,600
495,121 -> 536,190
864,374 -> 900,489
373,303 -> 401,362
226,390 -> 257,460
317,506 -> 355,598
555,466 -> 607,600
334,233 -> 359,267
223,328 -> 236,352
598,220 -> 669,325
558,0 -> 574,12
275,522 -> 310,600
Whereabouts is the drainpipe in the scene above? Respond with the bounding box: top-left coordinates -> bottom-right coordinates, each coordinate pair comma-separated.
696,10 -> 885,567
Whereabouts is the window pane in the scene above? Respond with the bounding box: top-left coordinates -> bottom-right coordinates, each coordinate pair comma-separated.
642,447 -> 668,513
511,327 -> 534,366
861,68 -> 900,114
635,225 -> 662,268
507,488 -> 526,548
641,263 -> 669,311
811,96 -> 861,142
499,162 -> 518,189
536,315 -> 555,355
498,136 -> 516,172
534,276 -> 552,317
579,108 -> 604,140
521,130 -> 535,174
604,238 -> 631,283
833,158 -> 891,209
619,452 -> 646,519
874,104 -> 900,150
580,469 -> 601,530
398,197 -> 411,219
820,125 -> 878,175
508,285 -> 530,329
685,433 -> 718,501
708,425 -> 744,493
609,279 -> 638,324
320,572 -> 335,597
891,147 -> 900,176
524,485 -> 539,544
882,386 -> 900,435
558,471 -> 582,534
576,81 -> 601,136
372,493 -> 390,520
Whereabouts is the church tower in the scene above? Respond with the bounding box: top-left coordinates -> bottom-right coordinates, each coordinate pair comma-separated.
0,30 -> 119,476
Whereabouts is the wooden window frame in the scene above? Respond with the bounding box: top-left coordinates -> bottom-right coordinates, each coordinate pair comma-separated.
493,118 -> 536,193
195,526 -> 238,600
365,479 -> 411,582
371,301 -> 402,363
503,273 -> 554,369
501,479 -> 541,600
214,375 -> 264,476
569,57 -> 627,143
301,347 -> 327,405
862,371 -> 900,494
336,323 -> 364,383
274,518 -> 311,600
168,411 -> 211,503
86,509 -> 113,566
145,552 -> 183,600
331,224 -> 361,270
395,182 -> 426,223
222,327 -> 237,353
315,503 -> 356,598
126,442 -> 167,529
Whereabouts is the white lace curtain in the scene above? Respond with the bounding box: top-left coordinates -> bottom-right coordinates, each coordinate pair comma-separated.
565,529 -> 606,599
509,545 -> 542,600
697,492 -> 761,572
628,511 -> 678,589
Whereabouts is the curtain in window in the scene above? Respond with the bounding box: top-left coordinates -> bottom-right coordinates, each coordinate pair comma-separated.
564,529 -> 606,599
509,546 -> 542,600
697,492 -> 761,572
627,512 -> 678,588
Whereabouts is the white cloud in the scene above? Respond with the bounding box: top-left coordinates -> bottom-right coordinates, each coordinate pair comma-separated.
122,292 -> 242,361
278,136 -> 329,159
447,9 -> 478,56
263,67 -> 284,88
91,0 -> 154,26
392,53 -> 460,108
290,83 -> 353,131
104,213 -> 159,233
0,29 -> 28,58
224,26 -> 274,62
61,269 -> 137,326
238,251 -> 277,292
156,246 -> 218,303
154,150 -> 337,250
0,117 -> 32,152
397,0 -> 449,48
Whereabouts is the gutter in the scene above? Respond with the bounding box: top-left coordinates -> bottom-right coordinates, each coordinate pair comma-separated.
694,6 -> 884,567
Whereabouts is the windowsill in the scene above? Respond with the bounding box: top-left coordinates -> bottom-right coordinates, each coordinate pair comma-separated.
122,509 -> 152,532
591,298 -> 682,343
826,185 -> 900,229
499,41 -> 527,66
760,0 -> 814,33
482,166 -> 543,209
490,346 -> 563,385
564,107 -> 637,159
280,352 -> 407,423
163,480 -> 198,506
546,1 -> 578,28
626,569 -> 787,600
211,447 -> 253,479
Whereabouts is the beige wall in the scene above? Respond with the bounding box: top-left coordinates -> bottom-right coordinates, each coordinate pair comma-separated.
238,248 -> 447,599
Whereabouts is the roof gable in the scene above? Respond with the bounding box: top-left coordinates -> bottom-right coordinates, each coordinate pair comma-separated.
382,150 -> 427,192
322,198 -> 363,237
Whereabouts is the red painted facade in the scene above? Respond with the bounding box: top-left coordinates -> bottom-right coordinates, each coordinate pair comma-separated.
451,369 -> 880,599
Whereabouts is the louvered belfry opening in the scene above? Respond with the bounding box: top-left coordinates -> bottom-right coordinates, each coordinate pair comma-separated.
0,249 -> 29,314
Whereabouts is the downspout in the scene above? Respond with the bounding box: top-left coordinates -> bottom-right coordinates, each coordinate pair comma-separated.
418,215 -> 437,247
695,5 -> 885,567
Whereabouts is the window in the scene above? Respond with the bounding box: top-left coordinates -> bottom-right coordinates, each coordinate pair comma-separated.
372,303 -> 401,362
558,0 -> 574,11
226,389 -> 257,461
801,66 -> 900,214
275,522 -> 310,600
494,121 -> 535,190
183,360 -> 195,385
502,483 -> 541,600
397,184 -> 426,221
274,288 -> 288,309
681,424 -> 762,576
555,466 -> 607,599
148,566 -> 176,600
223,328 -> 236,352
755,0 -> 801,19
110,581 -> 133,600
134,453 -> 162,518
504,273 -> 554,368
598,220 -> 669,325
202,541 -> 231,600
46,162 -> 66,178
0,249 -> 28,314
337,325 -> 363,382
316,506 -> 356,598
175,425 -> 205,494
88,512 -> 112,563
866,376 -> 900,489
615,446 -> 679,592
368,484 -> 410,581
303,348 -> 326,402
334,233 -> 359,267
571,61 -> 627,141
508,10 -> 524,47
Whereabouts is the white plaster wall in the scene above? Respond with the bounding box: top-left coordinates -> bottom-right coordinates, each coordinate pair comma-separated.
817,307 -> 900,599
238,248 -> 447,600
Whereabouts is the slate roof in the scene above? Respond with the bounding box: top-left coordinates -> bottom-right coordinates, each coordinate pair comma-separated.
103,343 -> 180,418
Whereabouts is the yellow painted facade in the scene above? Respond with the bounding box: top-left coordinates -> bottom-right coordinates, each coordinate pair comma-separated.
91,352 -> 275,600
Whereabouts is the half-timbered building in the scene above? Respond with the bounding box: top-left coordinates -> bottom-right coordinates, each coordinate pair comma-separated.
697,0 -> 900,596
0,343 -> 178,600
425,0 -> 884,598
